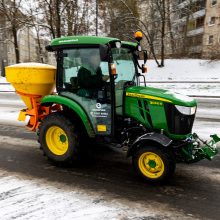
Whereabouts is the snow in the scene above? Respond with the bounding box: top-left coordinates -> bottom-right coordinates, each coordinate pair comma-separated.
1,59 -> 220,95
0,76 -> 14,91
6,62 -> 56,68
145,59 -> 220,81
0,169 -> 181,220
140,59 -> 220,96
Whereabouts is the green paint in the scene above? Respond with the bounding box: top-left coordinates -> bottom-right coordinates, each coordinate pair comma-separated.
148,160 -> 156,168
60,134 -> 66,143
49,36 -> 138,51
180,133 -> 219,163
121,41 -> 137,48
124,86 -> 197,140
50,36 -> 120,47
126,86 -> 197,107
41,95 -> 95,138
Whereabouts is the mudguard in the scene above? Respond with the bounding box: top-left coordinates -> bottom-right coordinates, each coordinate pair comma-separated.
41,95 -> 95,137
127,132 -> 172,157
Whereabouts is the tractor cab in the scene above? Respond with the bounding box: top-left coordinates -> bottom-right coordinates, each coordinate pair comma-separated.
46,35 -> 146,137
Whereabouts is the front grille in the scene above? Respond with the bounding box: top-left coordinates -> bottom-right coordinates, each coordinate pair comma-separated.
164,103 -> 195,135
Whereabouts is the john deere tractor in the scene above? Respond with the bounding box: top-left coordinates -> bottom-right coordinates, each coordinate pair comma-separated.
6,32 -> 220,183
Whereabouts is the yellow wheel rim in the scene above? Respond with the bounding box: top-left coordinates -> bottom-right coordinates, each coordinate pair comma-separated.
138,152 -> 165,179
46,126 -> 69,156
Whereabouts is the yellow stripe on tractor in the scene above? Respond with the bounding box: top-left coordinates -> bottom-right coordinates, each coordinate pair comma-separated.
126,92 -> 172,103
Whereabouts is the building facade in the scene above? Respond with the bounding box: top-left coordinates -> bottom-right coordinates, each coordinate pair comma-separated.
203,0 -> 220,58
172,0 -> 220,58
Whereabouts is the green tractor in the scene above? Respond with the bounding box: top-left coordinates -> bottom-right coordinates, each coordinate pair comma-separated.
7,32 -> 220,183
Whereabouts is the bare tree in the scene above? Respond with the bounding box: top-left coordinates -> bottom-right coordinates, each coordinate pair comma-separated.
110,0 -> 162,66
154,0 -> 166,67
0,0 -> 26,63
36,0 -> 92,38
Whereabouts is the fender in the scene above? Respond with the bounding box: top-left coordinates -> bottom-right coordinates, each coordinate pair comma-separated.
127,132 -> 172,157
41,95 -> 95,137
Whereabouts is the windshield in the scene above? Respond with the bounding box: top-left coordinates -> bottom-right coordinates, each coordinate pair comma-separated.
112,47 -> 136,85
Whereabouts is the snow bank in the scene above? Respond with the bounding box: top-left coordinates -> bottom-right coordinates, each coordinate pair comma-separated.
1,59 -> 220,95
141,59 -> 220,96
0,77 -> 7,83
145,59 -> 220,81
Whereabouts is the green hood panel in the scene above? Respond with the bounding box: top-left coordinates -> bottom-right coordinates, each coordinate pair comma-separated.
126,86 -> 197,107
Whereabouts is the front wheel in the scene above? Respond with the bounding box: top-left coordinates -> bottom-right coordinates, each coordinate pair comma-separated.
132,146 -> 176,183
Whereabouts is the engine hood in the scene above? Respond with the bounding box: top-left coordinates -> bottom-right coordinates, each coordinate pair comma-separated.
126,86 -> 197,107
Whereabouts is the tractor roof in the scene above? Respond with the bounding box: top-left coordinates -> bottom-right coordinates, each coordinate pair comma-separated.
48,36 -> 137,50
50,36 -> 120,46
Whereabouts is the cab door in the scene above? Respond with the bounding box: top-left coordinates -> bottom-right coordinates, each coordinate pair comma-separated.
57,47 -> 113,136
111,47 -> 137,116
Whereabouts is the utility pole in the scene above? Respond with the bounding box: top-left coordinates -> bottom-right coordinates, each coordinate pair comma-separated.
95,0 -> 98,36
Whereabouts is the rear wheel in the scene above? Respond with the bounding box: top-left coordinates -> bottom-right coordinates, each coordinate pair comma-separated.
38,113 -> 79,164
132,146 -> 176,183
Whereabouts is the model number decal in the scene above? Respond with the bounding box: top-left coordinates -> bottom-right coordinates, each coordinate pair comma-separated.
149,101 -> 163,106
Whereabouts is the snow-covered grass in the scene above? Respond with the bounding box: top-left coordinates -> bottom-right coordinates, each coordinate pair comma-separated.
142,59 -> 220,96
0,76 -> 14,91
145,59 -> 220,81
1,59 -> 220,95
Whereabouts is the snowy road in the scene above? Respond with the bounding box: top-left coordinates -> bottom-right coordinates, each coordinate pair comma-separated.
0,93 -> 220,219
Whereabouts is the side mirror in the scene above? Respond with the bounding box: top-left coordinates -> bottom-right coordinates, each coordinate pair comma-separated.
99,45 -> 109,62
137,50 -> 148,64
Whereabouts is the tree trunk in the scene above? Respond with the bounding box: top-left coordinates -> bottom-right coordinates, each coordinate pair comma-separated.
167,0 -> 175,55
36,28 -> 44,63
160,0 -> 166,67
55,0 -> 61,37
12,26 -> 20,63
95,0 -> 98,36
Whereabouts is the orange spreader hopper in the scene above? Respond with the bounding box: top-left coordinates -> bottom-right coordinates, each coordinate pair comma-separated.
5,63 -> 57,131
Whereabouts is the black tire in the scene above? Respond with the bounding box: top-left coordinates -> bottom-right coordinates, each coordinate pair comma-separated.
132,146 -> 176,183
38,112 -> 80,164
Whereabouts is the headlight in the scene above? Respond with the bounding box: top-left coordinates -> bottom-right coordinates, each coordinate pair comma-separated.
175,105 -> 196,115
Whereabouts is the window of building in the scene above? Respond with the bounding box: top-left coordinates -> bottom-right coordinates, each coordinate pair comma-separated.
196,16 -> 205,28
187,35 -> 203,47
211,0 -> 217,6
208,35 -> 214,44
208,17 -> 216,25
187,20 -> 196,31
